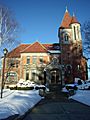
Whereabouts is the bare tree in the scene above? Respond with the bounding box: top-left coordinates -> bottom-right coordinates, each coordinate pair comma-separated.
0,4 -> 20,56
82,20 -> 90,58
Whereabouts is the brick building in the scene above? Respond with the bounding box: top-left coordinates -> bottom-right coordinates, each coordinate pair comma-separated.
2,8 -> 88,85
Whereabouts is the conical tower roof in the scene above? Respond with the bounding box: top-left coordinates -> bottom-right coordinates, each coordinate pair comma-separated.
60,8 -> 72,28
70,13 -> 80,24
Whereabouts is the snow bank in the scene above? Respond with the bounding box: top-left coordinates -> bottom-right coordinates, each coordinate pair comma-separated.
0,89 -> 42,119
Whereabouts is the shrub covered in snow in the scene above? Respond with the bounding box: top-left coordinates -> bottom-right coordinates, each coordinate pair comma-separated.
9,80 -> 46,90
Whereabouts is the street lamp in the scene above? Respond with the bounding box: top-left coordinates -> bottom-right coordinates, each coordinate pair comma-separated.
60,39 -> 63,89
1,48 -> 8,98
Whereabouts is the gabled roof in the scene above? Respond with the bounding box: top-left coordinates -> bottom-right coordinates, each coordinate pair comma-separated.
21,41 -> 49,53
7,44 -> 29,58
60,9 -> 72,28
7,42 -> 60,58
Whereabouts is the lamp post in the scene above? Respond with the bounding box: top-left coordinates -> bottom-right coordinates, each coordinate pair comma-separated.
1,48 -> 8,98
60,38 -> 63,89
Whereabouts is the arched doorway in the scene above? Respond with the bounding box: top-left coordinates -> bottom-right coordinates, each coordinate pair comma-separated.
50,69 -> 60,84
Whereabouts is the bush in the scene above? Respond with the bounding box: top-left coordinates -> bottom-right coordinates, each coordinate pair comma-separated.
66,85 -> 78,90
88,86 -> 90,90
10,86 -> 17,90
17,87 -> 34,90
10,86 -> 34,90
35,86 -> 46,90
69,89 -> 75,96
78,80 -> 82,85
35,86 -> 39,90
74,86 -> 78,90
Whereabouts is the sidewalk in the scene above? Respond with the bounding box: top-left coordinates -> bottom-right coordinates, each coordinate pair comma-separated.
21,92 -> 90,120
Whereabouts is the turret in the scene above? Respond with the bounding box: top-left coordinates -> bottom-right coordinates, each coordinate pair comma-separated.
70,13 -> 82,42
58,8 -> 84,82
58,9 -> 82,45
58,8 -> 72,44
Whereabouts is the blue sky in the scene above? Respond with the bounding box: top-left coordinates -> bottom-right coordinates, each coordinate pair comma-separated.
0,0 -> 90,77
0,0 -> 90,44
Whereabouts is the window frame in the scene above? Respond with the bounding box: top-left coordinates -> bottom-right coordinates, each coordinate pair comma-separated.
26,56 -> 30,64
64,34 -> 69,41
32,56 -> 37,64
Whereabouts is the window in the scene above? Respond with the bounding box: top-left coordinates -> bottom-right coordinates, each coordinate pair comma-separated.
16,62 -> 18,68
26,72 -> 29,80
39,75 -> 43,80
7,72 -> 17,82
32,56 -> 37,64
27,56 -> 30,64
31,69 -> 36,80
16,60 -> 19,68
77,26 -> 80,39
74,26 -> 76,40
53,57 -> 58,64
39,56 -> 43,64
64,34 -> 69,41
66,65 -> 72,74
78,45 -> 80,49
10,59 -> 15,67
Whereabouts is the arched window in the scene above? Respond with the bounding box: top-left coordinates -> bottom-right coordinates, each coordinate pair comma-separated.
74,26 -> 76,40
64,34 -> 69,41
66,65 -> 72,75
77,26 -> 80,39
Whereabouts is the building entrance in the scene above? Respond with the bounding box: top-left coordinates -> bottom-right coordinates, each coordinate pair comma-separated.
50,69 -> 60,84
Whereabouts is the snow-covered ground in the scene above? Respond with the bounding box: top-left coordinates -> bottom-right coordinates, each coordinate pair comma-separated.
0,89 -> 42,119
68,79 -> 90,106
0,79 -> 90,119
69,90 -> 90,106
